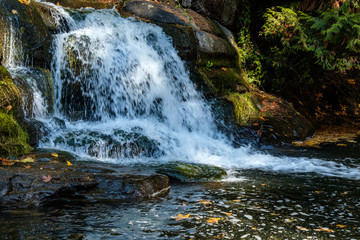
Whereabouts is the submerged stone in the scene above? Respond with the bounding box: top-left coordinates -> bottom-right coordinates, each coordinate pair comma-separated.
157,162 -> 227,182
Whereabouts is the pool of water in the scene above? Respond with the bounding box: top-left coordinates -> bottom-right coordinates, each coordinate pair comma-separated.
1,169 -> 359,239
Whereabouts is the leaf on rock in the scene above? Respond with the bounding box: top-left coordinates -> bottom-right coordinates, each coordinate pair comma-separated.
42,175 -> 52,183
19,157 -> 34,163
51,153 -> 59,158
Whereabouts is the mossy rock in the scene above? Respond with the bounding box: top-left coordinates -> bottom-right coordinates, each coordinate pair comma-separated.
157,162 -> 227,182
199,68 -> 250,96
0,66 -> 22,109
0,111 -> 32,157
227,92 -> 260,126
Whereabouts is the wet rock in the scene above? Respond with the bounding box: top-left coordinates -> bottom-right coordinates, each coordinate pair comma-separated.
32,1 -> 70,33
120,1 -> 238,67
124,1 -> 187,25
0,156 -> 170,209
0,0 -> 51,67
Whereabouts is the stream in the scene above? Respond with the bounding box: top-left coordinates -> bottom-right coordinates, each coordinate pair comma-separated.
0,1 -> 359,239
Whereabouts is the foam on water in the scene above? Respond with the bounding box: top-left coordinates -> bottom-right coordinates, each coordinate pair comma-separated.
4,4 -> 360,180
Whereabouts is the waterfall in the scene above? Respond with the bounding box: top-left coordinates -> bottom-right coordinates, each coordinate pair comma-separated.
4,2 -> 360,180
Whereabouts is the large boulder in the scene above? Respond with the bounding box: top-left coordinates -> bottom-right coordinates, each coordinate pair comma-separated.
227,91 -> 315,141
120,1 -> 238,67
0,153 -> 170,209
179,0 -> 242,31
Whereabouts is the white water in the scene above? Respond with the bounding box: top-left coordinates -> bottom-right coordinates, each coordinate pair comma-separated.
4,3 -> 360,180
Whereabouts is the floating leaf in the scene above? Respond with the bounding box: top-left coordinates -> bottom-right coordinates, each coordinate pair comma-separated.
51,153 -> 59,158
66,161 -> 72,166
336,143 -> 347,147
270,213 -> 279,216
206,217 -> 222,224
42,175 -> 52,183
314,191 -> 323,194
315,227 -> 335,232
336,224 -> 346,228
172,214 -> 191,221
297,226 -> 309,231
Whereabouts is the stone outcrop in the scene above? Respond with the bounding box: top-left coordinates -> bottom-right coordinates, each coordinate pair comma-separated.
0,153 -> 170,209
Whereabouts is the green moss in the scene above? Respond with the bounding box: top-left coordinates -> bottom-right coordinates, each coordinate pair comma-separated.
0,66 -> 21,109
199,68 -> 250,96
157,162 -> 227,182
227,92 -> 260,125
0,111 -> 32,157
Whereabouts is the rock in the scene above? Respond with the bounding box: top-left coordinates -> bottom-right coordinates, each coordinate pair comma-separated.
120,1 -> 238,67
44,0 -> 116,9
0,155 -> 170,209
32,1 -> 71,33
124,1 -> 187,25
0,0 -> 51,67
180,0 -> 242,31
157,162 -> 227,182
227,91 -> 315,141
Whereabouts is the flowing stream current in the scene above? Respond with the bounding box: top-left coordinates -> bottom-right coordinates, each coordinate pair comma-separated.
3,3 -> 360,180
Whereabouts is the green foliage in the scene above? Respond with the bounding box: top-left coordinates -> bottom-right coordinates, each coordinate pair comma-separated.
205,61 -> 213,72
237,0 -> 263,86
260,0 -> 360,77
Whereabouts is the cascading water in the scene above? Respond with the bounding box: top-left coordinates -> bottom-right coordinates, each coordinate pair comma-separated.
5,3 -> 360,179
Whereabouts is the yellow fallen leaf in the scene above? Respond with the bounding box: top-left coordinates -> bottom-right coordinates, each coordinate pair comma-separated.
51,152 -> 59,158
173,214 -> 191,221
270,213 -> 279,216
12,9 -> 18,15
19,157 -> 34,163
225,213 -> 232,216
336,143 -> 347,147
314,191 -> 323,194
297,226 -> 309,231
336,224 -> 346,228
315,228 -> 335,232
67,161 -> 72,166
198,199 -> 212,205
206,217 -> 221,224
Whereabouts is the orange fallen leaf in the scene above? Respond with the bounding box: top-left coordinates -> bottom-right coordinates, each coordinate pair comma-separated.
297,226 -> 309,231
42,175 -> 52,183
173,214 -> 191,221
336,224 -> 346,228
314,191 -> 323,194
206,217 -> 221,224
259,116 -> 266,121
66,161 -> 72,166
24,165 -> 31,169
225,212 -> 232,216
51,152 -> 59,158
